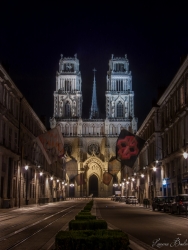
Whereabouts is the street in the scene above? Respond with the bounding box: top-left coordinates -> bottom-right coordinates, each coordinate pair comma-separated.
0,199 -> 88,250
0,198 -> 187,250
96,199 -> 188,250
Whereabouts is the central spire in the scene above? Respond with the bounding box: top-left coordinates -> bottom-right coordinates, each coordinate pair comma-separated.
90,68 -> 99,119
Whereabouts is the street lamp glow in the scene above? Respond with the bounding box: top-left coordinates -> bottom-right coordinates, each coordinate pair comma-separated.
25,165 -> 29,170
141,174 -> 144,178
132,178 -> 135,181
40,172 -> 43,176
126,181 -> 129,184
70,183 -> 74,187
153,166 -> 157,171
156,160 -> 159,164
57,179 -> 59,182
162,179 -> 167,185
183,152 -> 188,159
134,172 -> 136,176
50,176 -> 53,180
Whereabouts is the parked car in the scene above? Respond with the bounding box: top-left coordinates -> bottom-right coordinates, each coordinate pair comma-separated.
119,196 -> 126,202
163,196 -> 175,212
115,195 -> 121,202
111,195 -> 116,201
152,196 -> 166,211
170,194 -> 188,214
126,196 -> 138,204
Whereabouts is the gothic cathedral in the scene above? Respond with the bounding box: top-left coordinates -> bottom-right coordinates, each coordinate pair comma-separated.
50,54 -> 138,197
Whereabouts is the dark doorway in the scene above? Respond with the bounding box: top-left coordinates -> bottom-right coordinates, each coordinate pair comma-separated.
89,175 -> 98,197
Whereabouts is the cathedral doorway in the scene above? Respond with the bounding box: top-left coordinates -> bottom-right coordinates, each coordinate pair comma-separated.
89,175 -> 98,197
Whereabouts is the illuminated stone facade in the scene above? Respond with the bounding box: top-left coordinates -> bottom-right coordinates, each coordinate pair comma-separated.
50,54 -> 138,197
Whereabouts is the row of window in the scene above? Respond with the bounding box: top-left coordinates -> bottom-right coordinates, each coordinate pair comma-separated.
161,81 -> 188,128
0,83 -> 43,137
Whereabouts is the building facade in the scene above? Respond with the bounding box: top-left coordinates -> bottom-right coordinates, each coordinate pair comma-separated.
135,56 -> 188,203
50,54 -> 138,197
0,64 -> 65,208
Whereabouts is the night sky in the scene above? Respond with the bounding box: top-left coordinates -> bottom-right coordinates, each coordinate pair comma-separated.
1,2 -> 188,128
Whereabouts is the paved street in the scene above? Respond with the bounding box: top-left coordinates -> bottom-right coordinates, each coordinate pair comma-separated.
0,198 -> 187,250
95,199 -> 188,250
0,199 -> 88,250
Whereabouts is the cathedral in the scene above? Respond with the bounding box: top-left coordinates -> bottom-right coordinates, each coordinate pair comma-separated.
50,54 -> 138,197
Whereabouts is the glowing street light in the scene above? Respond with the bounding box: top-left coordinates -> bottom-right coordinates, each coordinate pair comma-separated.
141,174 -> 144,178
162,179 -> 167,185
153,166 -> 157,171
183,152 -> 188,159
25,165 -> 29,170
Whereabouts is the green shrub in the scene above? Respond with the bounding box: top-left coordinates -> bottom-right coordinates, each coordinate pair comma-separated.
88,200 -> 93,206
83,205 -> 92,211
55,229 -> 130,250
75,215 -> 96,220
69,220 -> 107,230
78,212 -> 91,216
81,209 -> 91,213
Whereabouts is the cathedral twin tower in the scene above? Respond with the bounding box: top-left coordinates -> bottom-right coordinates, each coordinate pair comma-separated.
50,54 -> 138,197
51,54 -> 137,136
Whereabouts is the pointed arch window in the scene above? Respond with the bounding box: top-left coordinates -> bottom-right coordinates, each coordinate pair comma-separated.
117,101 -> 123,118
65,80 -> 72,92
65,101 -> 71,117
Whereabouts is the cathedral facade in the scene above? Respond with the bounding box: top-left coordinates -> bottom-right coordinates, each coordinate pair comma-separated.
50,54 -> 138,197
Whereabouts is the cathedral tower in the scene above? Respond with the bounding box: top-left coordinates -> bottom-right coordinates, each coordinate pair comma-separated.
53,54 -> 82,118
106,54 -> 134,120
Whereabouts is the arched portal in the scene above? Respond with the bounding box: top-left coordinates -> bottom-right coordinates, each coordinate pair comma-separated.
89,175 -> 98,197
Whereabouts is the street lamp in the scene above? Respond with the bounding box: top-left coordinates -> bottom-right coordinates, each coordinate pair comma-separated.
183,152 -> 188,159
25,165 -> 29,205
153,166 -> 157,171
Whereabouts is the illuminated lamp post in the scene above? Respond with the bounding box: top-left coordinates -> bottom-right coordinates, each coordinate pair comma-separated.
25,165 -> 29,205
126,181 -> 129,196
